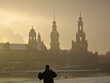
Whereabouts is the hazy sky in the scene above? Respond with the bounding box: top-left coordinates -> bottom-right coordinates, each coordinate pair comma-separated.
0,0 -> 110,54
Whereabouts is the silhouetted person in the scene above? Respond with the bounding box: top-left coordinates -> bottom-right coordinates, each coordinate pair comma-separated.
38,65 -> 57,83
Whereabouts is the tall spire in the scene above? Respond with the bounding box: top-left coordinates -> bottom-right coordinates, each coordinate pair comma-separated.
52,9 -> 57,31
54,9 -> 56,22
50,9 -> 60,51
38,33 -> 41,41
78,12 -> 83,32
79,11 -> 82,20
32,26 -> 33,29
80,11 -> 81,17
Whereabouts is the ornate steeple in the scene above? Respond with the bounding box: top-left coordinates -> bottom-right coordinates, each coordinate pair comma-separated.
50,10 -> 60,51
78,12 -> 83,32
71,13 -> 88,54
76,12 -> 85,42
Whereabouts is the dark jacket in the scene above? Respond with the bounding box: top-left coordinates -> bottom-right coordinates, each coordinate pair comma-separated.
38,69 -> 57,83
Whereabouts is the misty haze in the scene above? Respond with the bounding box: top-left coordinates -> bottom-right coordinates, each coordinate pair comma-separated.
0,0 -> 110,83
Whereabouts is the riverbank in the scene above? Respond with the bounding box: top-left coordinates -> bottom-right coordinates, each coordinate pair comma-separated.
0,76 -> 110,83
0,70 -> 110,78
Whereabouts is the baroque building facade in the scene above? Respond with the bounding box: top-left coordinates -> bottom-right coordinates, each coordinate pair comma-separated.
0,13 -> 100,70
0,13 -> 89,54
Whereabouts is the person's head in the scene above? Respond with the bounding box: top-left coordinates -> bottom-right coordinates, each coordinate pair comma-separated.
45,65 -> 49,70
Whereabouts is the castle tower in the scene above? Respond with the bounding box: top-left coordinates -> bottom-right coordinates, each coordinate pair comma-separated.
50,10 -> 60,51
28,26 -> 37,49
72,13 -> 88,54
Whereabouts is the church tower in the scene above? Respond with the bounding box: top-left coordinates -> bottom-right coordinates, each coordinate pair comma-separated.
37,33 -> 47,51
38,33 -> 41,42
72,13 -> 88,54
50,10 -> 60,51
28,26 -> 37,49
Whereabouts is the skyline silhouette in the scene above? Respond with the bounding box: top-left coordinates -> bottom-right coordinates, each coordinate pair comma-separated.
0,0 -> 110,54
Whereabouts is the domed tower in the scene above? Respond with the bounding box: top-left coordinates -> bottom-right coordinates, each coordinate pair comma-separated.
72,13 -> 88,54
50,10 -> 60,51
28,26 -> 37,49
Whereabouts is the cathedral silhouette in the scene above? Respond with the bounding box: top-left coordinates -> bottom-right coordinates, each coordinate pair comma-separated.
0,13 -> 99,69
26,12 -> 88,55
27,11 -> 60,52
0,12 -> 110,73
0,13 -> 90,55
